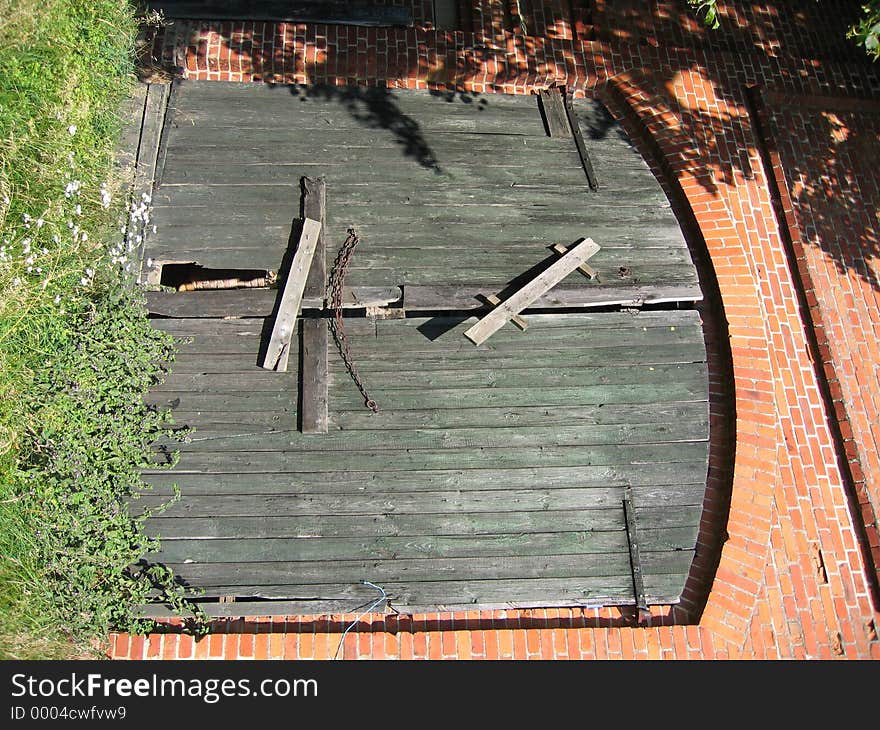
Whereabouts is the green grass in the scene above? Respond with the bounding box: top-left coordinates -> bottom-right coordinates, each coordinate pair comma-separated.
0,0 -> 198,660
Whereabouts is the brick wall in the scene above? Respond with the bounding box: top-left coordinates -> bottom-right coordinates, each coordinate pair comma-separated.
118,1 -> 880,659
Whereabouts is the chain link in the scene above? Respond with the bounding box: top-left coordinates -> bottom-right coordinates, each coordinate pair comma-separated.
328,228 -> 379,413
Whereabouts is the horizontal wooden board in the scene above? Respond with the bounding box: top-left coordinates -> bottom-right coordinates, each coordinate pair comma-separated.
146,523 -> 699,564
156,574 -> 687,607
148,441 -> 710,474
165,343 -> 706,372
141,463 -> 709,495
147,530 -> 637,563
154,549 -> 693,586
144,505 -> 704,539
152,415 -> 708,454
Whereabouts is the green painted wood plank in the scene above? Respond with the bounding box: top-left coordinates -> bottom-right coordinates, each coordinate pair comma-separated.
149,181 -> 598,208
148,549 -> 693,586
176,81 -> 540,113
149,377 -> 708,412
164,576 -> 653,606
338,324 -> 702,356
139,484 -> 705,516
146,530 -> 633,563
140,463 -> 709,494
135,486 -> 631,517
167,343 -> 706,373
145,528 -> 693,563
151,417 -> 708,453
150,325 -> 705,359
146,530 -> 697,569
143,504 -> 704,540
147,441 -> 710,473
153,361 -> 705,394
163,143 -> 583,168
147,183 -> 673,225
157,161 -> 590,186
143,223 -> 690,270
151,309 -> 702,335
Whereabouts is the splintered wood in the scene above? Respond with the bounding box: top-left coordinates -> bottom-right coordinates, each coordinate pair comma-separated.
463,237 -> 600,346
260,217 -> 322,371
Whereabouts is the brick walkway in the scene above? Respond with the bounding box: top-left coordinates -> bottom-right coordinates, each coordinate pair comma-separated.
111,1 -> 880,659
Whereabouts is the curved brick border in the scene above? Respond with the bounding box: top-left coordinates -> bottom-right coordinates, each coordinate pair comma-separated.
110,17 -> 880,659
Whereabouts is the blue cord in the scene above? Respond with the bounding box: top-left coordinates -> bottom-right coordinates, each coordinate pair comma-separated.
334,581 -> 388,660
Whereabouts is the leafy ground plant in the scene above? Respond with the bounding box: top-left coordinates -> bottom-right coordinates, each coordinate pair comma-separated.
0,0 -> 202,660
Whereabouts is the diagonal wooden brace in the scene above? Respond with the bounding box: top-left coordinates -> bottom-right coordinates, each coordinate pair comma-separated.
260,217 -> 322,371
464,237 -> 601,346
477,293 -> 528,331
552,241 -> 598,279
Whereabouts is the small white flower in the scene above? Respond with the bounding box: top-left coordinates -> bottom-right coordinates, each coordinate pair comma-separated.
36,218 -> 44,228
85,268 -> 94,278
81,232 -> 88,242
54,294 -> 61,304
74,204 -> 81,216
68,125 -> 77,135
25,255 -> 34,265
12,277 -> 21,286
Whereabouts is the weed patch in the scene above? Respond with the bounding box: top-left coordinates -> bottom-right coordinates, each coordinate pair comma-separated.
0,0 -> 203,659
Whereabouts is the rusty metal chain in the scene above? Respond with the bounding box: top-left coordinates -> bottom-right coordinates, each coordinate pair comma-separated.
328,228 -> 379,413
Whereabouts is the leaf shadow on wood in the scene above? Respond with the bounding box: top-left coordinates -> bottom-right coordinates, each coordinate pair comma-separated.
282,83 -> 444,173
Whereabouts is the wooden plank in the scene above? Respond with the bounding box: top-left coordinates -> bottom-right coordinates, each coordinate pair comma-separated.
404,282 -> 703,310
563,91 -> 600,190
260,217 -> 321,371
166,341 -> 707,372
300,177 -> 326,301
152,416 -> 708,454
153,79 -> 180,190
135,83 -> 170,195
538,88 -> 572,138
146,1 -> 414,26
157,159 -> 585,186
480,293 -> 527,331
141,463 -> 709,494
139,576 -> 663,608
115,83 -> 147,183
143,504 -> 705,539
136,486 -> 631,518
147,525 -> 698,563
552,241 -> 597,279
141,551 -> 692,590
150,442 -> 711,474
432,0 -> 458,29
299,317 -> 329,433
623,488 -> 648,612
463,237 -> 601,345
147,530 -> 633,564
132,83 -> 169,282
145,286 -> 400,317
152,359 -> 708,397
